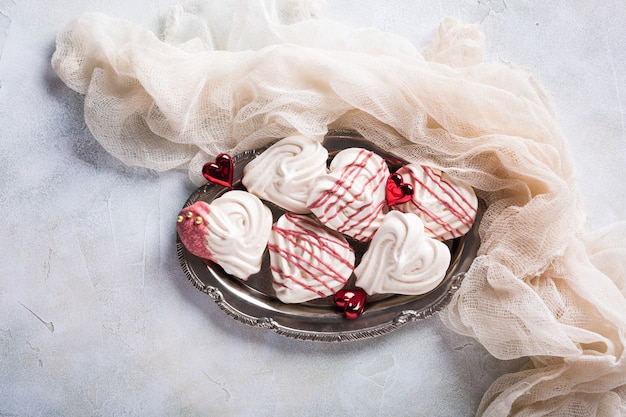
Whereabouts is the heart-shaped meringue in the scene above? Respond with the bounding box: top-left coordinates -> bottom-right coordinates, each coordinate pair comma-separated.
307,148 -> 389,242
268,213 -> 355,304
391,164 -> 478,241
176,190 -> 272,280
242,135 -> 328,213
354,211 -> 451,295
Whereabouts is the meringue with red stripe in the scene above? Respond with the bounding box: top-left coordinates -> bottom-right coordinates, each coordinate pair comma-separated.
176,190 -> 273,280
354,211 -> 451,296
306,148 -> 389,242
391,164 -> 478,241
269,213 -> 355,304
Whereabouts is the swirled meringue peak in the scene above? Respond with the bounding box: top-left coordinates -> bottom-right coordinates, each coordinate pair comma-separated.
354,211 -> 451,296
176,190 -> 272,280
242,135 -> 328,213
392,164 -> 478,241
307,148 -> 389,242
269,213 -> 355,304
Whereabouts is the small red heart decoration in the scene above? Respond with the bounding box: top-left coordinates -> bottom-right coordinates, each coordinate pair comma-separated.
202,154 -> 234,189
334,289 -> 367,319
386,173 -> 414,206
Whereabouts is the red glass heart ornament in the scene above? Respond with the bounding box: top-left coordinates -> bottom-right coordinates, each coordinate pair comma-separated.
202,154 -> 234,189
333,290 -> 351,309
344,298 -> 366,320
334,289 -> 367,319
386,173 -> 413,206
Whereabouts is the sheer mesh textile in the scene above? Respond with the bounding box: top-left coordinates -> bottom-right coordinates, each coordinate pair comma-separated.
51,1 -> 626,415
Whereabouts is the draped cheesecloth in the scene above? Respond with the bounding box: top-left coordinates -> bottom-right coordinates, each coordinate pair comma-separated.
51,1 -> 626,415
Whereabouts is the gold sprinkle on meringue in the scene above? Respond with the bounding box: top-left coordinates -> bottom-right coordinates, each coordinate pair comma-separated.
176,215 -> 184,223
186,211 -> 193,218
194,216 -> 203,225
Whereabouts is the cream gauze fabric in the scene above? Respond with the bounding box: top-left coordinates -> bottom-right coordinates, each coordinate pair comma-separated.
51,0 -> 626,415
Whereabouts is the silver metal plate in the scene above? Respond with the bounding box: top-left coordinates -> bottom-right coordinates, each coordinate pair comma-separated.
176,131 -> 481,342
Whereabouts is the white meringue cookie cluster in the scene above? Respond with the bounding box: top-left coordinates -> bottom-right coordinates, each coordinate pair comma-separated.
177,134 -> 478,305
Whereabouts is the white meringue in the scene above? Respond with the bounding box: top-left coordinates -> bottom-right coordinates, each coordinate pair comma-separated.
354,211 -> 451,295
242,135 -> 328,213
176,190 -> 273,280
269,213 -> 355,304
392,164 -> 478,241
307,148 -> 389,242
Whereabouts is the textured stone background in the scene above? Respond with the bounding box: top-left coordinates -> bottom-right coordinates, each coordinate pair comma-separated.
1,0 -> 624,415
